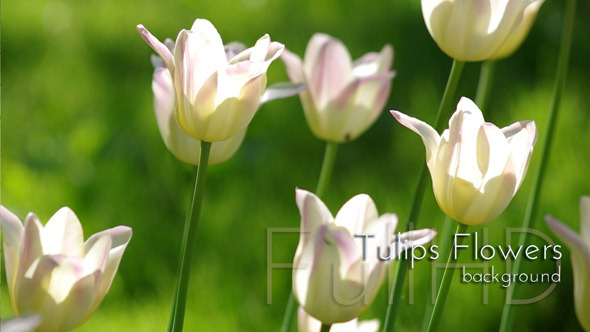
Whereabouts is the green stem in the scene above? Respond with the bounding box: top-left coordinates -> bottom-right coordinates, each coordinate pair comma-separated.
382,59 -> 465,332
475,61 -> 496,110
168,142 -> 212,332
499,0 -> 576,329
426,223 -> 469,332
320,324 -> 332,332
315,141 -> 339,198
167,168 -> 198,332
280,141 -> 339,332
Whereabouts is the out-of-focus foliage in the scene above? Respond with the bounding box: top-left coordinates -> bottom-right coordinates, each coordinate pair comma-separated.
1,0 -> 589,331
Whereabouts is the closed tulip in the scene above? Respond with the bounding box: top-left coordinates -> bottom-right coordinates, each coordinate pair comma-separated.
292,189 -> 436,324
282,34 -> 394,142
546,197 -> 590,332
298,307 -> 379,332
138,19 -> 284,142
391,97 -> 537,225
422,0 -> 544,61
1,206 -> 132,332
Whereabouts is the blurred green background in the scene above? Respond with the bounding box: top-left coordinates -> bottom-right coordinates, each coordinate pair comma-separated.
1,0 -> 589,331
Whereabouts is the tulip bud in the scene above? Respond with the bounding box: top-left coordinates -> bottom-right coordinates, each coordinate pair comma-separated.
421,0 -> 544,61
138,18 -> 284,142
391,97 -> 537,225
292,189 -> 436,324
282,34 -> 394,142
297,307 -> 379,332
546,197 -> 590,332
1,206 -> 132,332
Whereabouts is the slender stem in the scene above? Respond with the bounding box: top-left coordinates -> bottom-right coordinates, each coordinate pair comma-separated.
474,61 -> 496,110
167,168 -> 198,332
320,324 -> 332,332
382,60 -> 465,332
499,0 -> 576,330
426,223 -> 469,332
315,141 -> 339,198
280,141 -> 340,332
168,142 -> 212,332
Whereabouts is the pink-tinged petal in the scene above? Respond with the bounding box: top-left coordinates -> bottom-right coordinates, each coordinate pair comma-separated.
84,226 -> 132,315
150,54 -> 165,69
42,207 -> 85,257
302,33 -> 332,77
0,315 -> 42,332
334,194 -> 378,235
281,49 -> 306,83
83,236 -> 111,274
250,34 -> 271,63
188,19 -> 227,66
352,44 -> 393,77
55,270 -> 101,332
137,24 -> 174,72
451,98 -> 487,184
16,213 -> 44,307
1,206 -> 24,297
16,255 -> 60,318
546,215 -> 590,331
306,36 -> 353,109
501,120 -> 537,191
582,196 -> 590,250
207,129 -> 247,165
265,41 -> 285,63
295,189 -> 333,244
224,41 -> 247,61
259,82 -> 307,105
217,61 -> 266,102
392,229 -> 437,257
391,110 -> 440,171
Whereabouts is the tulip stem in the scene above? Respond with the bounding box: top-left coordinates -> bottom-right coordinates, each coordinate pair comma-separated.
382,59 -> 464,332
475,61 -> 496,110
320,324 -> 332,332
499,0 -> 576,330
316,141 -> 339,198
426,223 -> 469,332
168,141 -> 212,332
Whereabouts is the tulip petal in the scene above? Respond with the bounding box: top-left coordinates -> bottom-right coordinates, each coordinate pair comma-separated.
492,0 -> 544,59
545,215 -> 590,332
295,188 -> 333,238
16,213 -> 44,305
1,206 -> 24,298
391,110 -> 440,171
224,41 -> 247,61
281,49 -> 305,83
42,207 -> 85,257
501,120 -> 537,191
84,226 -> 132,315
0,315 -> 42,332
259,82 -> 307,105
334,194 -> 379,235
352,44 -> 393,77
305,34 -> 353,109
189,19 -> 227,66
137,24 -> 174,72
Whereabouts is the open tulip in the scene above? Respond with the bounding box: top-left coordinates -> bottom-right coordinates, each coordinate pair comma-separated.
391,97 -> 537,225
298,307 -> 379,332
293,189 -> 436,324
151,42 -> 304,165
422,0 -> 544,61
282,33 -> 394,142
546,196 -> 590,332
1,206 -> 132,332
138,18 -> 284,142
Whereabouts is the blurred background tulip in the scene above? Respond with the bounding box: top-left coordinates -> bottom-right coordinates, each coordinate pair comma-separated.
1,206 -> 132,332
422,0 -> 544,61
392,97 -> 537,225
282,33 -> 394,143
546,197 -> 590,332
